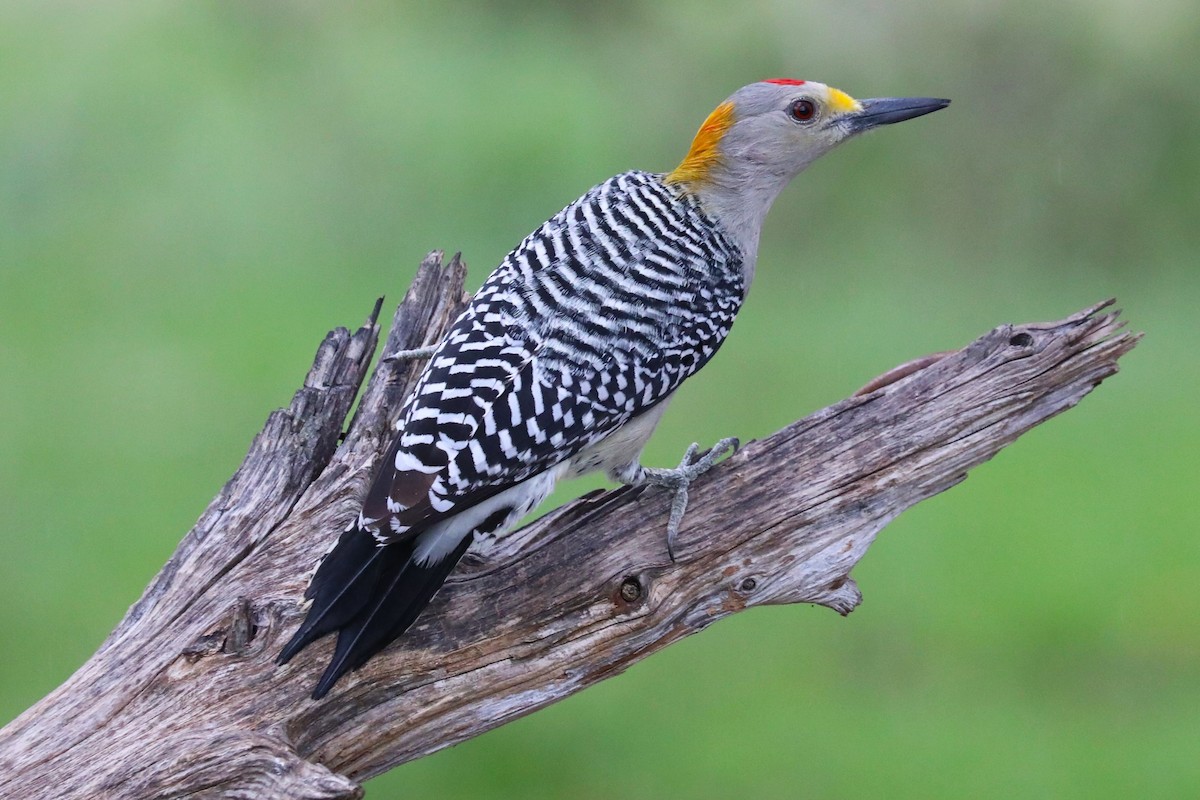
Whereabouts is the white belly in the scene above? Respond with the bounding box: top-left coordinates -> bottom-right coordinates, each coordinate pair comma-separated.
411,395 -> 673,565
563,395 -> 674,480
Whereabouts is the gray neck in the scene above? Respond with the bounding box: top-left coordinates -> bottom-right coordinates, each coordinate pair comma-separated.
687,164 -> 797,294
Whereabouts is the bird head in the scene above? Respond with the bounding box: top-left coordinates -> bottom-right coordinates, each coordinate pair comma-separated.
667,79 -> 949,189
664,79 -> 948,267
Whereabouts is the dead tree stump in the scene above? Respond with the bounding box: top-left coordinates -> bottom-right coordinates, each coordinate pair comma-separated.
0,252 -> 1140,798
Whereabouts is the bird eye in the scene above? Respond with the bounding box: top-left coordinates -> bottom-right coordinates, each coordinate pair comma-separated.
788,99 -> 817,122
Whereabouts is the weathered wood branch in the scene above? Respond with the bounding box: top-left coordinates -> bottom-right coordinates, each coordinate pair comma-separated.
0,252 -> 1140,798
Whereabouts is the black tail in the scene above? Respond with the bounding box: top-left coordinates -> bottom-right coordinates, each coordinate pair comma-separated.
277,524 -> 472,699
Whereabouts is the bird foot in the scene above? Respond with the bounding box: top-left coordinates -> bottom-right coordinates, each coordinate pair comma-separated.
631,437 -> 739,560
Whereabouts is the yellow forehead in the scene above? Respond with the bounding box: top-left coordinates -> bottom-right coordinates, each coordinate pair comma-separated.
826,87 -> 862,114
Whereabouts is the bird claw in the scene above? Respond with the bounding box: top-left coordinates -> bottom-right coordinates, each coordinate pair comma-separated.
639,437 -> 739,560
682,437 -> 740,474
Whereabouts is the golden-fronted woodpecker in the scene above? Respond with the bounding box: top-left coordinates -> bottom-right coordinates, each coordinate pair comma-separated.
278,79 -> 949,698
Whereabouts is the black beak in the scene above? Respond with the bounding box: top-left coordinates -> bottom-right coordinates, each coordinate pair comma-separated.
847,97 -> 950,132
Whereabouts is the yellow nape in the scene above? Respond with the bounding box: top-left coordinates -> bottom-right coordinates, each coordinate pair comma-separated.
665,101 -> 735,186
827,87 -> 862,115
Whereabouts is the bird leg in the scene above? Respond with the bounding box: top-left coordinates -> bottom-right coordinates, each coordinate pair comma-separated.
616,437 -> 739,560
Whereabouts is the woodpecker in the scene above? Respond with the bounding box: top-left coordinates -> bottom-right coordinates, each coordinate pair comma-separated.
278,79 -> 949,698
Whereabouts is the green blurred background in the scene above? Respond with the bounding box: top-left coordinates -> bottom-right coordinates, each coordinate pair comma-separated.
1,2 -> 1197,797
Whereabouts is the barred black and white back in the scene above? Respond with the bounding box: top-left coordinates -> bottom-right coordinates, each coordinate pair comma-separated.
278,170 -> 745,697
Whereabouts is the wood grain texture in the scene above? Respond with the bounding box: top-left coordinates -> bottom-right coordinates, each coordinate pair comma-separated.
0,253 -> 1139,798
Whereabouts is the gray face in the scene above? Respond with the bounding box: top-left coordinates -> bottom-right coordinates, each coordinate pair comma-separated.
719,80 -> 949,183
720,81 -> 863,177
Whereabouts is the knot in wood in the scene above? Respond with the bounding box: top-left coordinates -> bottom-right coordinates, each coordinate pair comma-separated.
1009,332 -> 1034,348
619,576 -> 642,604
